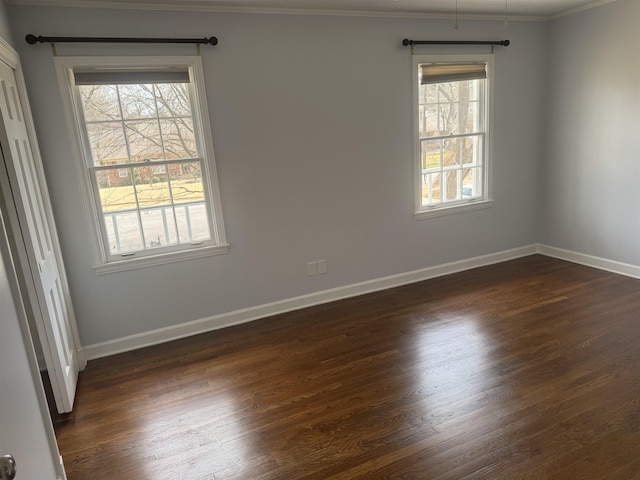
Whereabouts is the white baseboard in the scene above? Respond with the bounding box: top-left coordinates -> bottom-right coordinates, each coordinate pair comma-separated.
84,244 -> 538,360
537,244 -> 640,280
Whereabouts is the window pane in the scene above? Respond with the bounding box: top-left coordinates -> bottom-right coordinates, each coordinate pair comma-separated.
435,135 -> 483,167
160,119 -> 197,160
104,211 -> 144,254
421,172 -> 442,206
419,83 -> 435,104
176,203 -> 210,243
463,167 -> 482,198
419,104 -> 439,138
155,83 -> 191,117
126,120 -> 163,162
86,122 -> 128,165
96,170 -> 137,213
468,80 -> 479,101
421,140 -> 443,171
443,138 -> 462,166
118,84 -> 157,119
444,170 -> 460,201
459,101 -> 480,134
133,166 -> 172,208
437,81 -> 463,102
79,85 -> 121,122
463,135 -> 483,166
140,207 -> 178,249
437,102 -> 459,136
419,79 -> 480,137
418,105 -> 425,137
169,162 -> 205,204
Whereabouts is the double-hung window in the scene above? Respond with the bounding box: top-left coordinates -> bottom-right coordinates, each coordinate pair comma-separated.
414,55 -> 493,219
56,56 -> 227,273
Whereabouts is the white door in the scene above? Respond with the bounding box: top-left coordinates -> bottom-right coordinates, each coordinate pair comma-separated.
0,208 -> 66,479
0,56 -> 81,413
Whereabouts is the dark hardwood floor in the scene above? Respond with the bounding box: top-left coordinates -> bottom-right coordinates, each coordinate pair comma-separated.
55,255 -> 640,479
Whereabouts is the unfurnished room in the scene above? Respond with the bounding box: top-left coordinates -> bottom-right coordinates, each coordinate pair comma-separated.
0,0 -> 639,478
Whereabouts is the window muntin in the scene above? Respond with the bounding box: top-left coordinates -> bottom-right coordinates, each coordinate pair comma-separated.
415,56 -> 492,216
57,57 -> 227,270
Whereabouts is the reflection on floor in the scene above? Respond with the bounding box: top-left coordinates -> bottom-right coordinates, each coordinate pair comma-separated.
55,255 -> 640,479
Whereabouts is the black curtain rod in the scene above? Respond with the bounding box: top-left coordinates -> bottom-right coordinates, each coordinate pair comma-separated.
403,39 -> 510,47
25,34 -> 218,46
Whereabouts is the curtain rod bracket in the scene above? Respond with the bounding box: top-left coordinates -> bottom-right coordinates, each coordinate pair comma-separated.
25,34 -> 218,46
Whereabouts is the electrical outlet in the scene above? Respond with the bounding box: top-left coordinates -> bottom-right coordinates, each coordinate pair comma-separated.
317,259 -> 327,274
307,261 -> 318,276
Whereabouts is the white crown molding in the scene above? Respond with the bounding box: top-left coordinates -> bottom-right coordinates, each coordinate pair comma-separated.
5,0 -> 545,21
550,0 -> 618,19
6,0 -> 619,20
83,244 -> 538,359
5,0 -> 619,21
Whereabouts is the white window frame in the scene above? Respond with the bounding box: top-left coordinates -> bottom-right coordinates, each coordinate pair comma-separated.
413,54 -> 494,220
55,56 -> 228,274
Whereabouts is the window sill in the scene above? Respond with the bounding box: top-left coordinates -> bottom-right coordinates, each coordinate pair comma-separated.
414,199 -> 494,220
93,243 -> 230,275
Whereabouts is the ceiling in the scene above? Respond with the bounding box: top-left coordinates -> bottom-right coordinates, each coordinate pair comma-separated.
5,0 -> 615,19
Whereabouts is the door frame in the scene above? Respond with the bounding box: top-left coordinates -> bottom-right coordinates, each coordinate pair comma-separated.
0,36 -> 86,393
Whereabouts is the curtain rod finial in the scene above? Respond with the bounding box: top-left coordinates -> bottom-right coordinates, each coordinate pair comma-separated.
25,34 -> 39,45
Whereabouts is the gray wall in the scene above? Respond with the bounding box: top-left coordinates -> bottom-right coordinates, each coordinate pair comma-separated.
0,1 -> 13,45
7,6 -> 546,346
541,0 -> 640,265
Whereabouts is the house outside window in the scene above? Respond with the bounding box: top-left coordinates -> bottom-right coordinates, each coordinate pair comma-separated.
413,54 -> 494,219
56,56 -> 227,273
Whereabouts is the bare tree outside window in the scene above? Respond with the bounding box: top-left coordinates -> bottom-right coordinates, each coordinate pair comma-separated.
418,74 -> 485,207
56,56 -> 227,271
78,81 -> 210,254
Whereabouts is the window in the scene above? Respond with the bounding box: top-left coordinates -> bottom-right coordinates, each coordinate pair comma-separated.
56,56 -> 227,273
413,55 -> 493,219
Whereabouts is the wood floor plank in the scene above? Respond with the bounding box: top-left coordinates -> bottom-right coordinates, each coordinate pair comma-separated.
54,255 -> 640,479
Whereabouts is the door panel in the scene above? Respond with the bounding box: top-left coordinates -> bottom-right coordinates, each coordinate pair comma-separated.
0,58 -> 79,413
0,208 -> 65,480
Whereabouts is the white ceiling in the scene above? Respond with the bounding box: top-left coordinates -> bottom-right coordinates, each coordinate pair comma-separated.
5,0 -> 616,19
